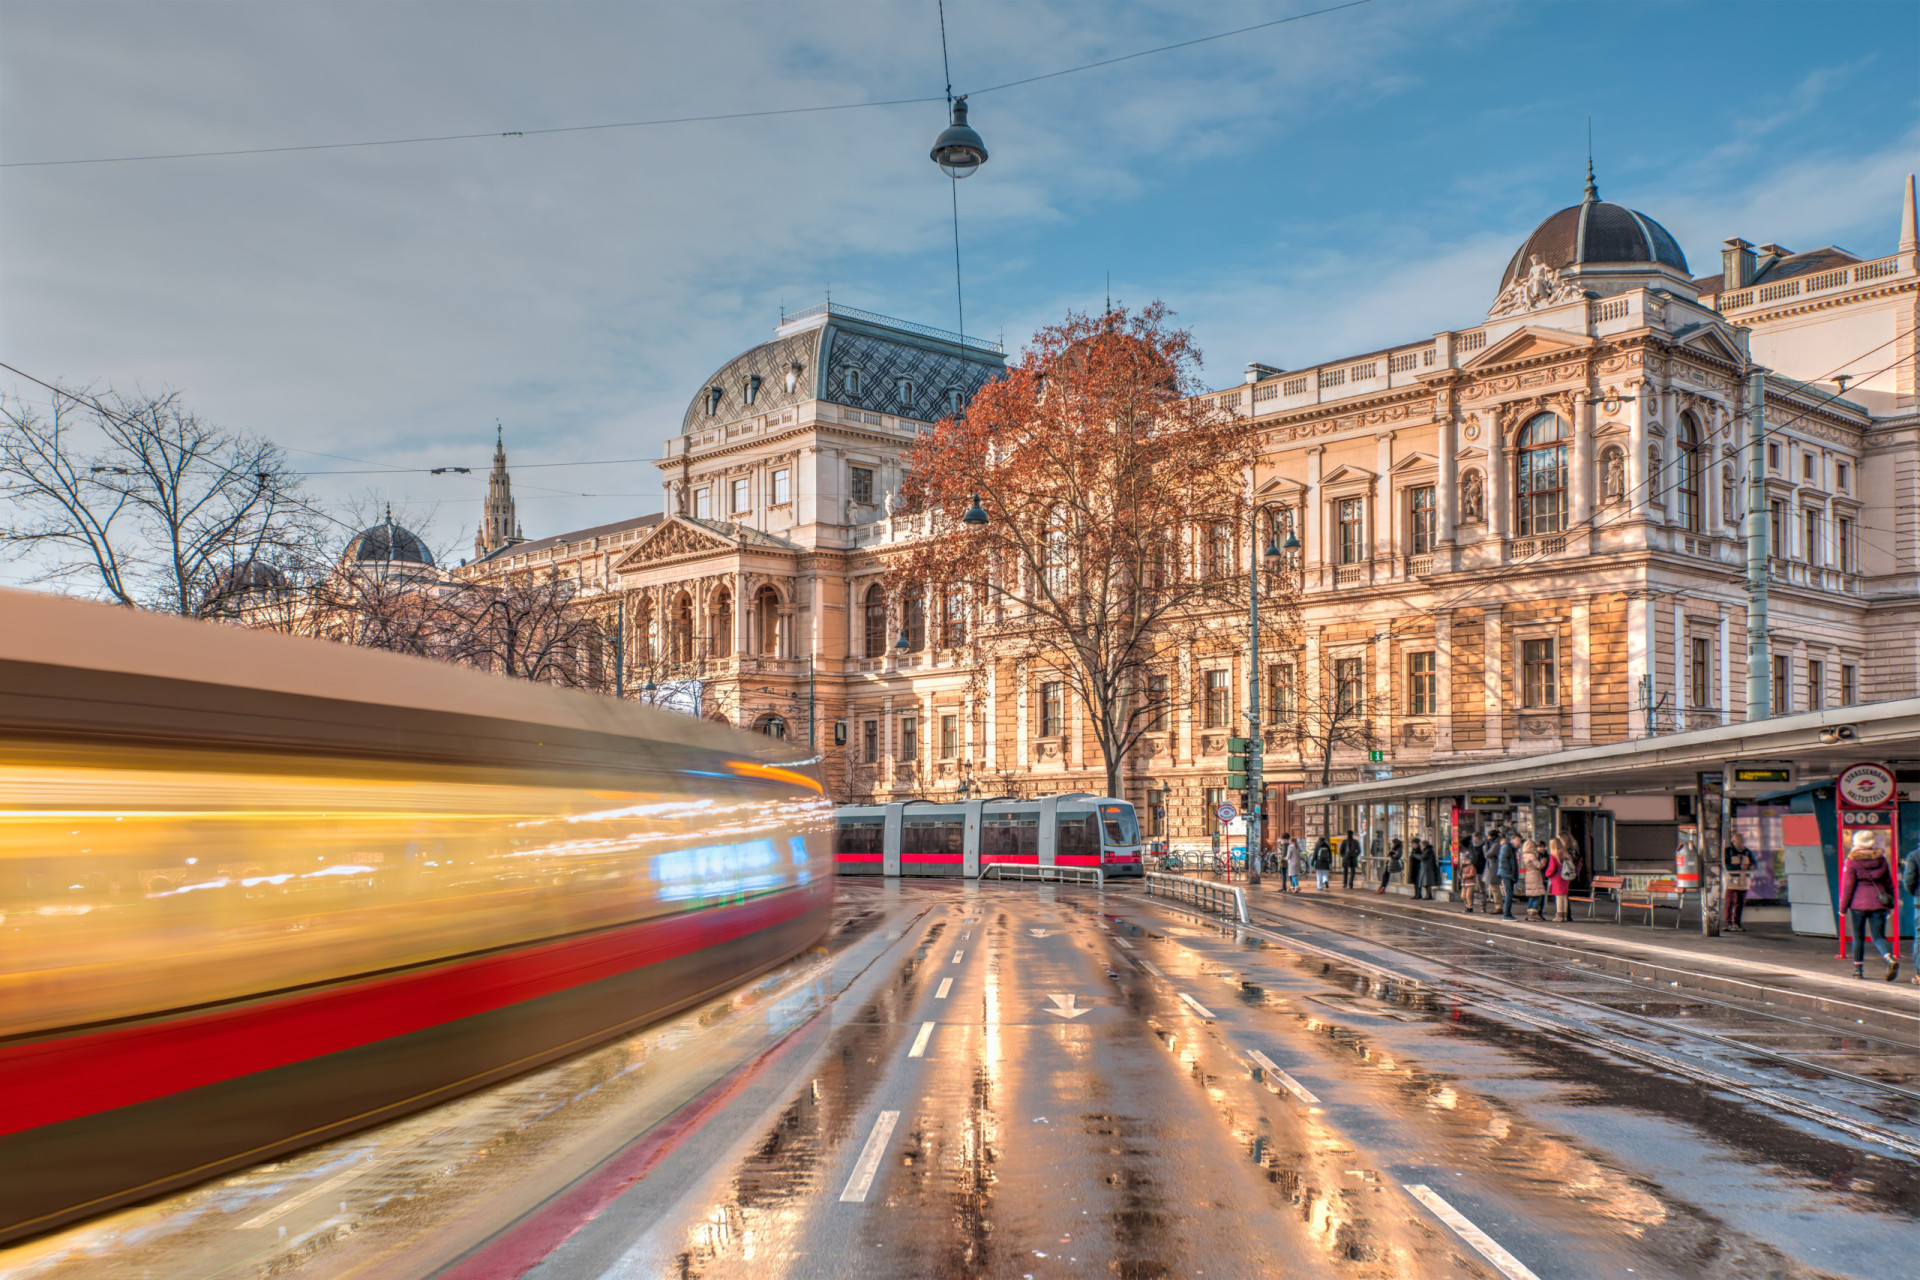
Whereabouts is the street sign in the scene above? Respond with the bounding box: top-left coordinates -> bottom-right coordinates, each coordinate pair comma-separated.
1215,803 -> 1238,824
1367,749 -> 1385,763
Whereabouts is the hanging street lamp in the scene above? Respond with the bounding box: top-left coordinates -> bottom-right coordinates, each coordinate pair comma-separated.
930,96 -> 988,179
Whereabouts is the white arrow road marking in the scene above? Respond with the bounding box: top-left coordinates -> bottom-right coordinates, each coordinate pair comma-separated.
952,950 -> 964,963
1247,1050 -> 1320,1105
1405,1185 -> 1543,1280
839,1111 -> 901,1203
239,1159 -> 369,1229
1177,992 -> 1216,1019
935,977 -> 953,999
1043,993 -> 1089,1019
1029,929 -> 1050,937
1113,937 -> 1133,949
908,1021 -> 935,1058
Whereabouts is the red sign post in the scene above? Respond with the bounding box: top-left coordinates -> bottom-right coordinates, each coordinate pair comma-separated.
1835,762 -> 1900,960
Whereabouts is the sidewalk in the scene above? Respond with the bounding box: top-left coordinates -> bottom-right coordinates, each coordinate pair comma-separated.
1238,879 -> 1920,1039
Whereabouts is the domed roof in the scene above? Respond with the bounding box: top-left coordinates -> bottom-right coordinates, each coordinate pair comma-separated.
1498,171 -> 1688,293
344,509 -> 434,567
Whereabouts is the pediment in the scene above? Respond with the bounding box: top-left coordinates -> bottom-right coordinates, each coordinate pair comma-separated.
1320,463 -> 1377,487
1463,326 -> 1594,371
1677,327 -> 1744,364
1257,476 -> 1307,496
1390,451 -> 1437,474
612,517 -> 738,570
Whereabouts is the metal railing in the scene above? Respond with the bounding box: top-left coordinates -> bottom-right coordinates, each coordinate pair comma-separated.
1144,872 -> 1248,923
982,863 -> 1104,886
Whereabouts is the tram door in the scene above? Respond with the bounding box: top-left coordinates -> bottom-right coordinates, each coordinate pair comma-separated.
962,799 -> 984,877
1036,796 -> 1061,869
882,803 -> 903,877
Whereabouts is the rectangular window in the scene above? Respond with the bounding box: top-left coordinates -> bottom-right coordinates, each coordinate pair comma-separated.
862,719 -> 878,764
1267,662 -> 1295,721
1204,669 -> 1231,729
1772,655 -> 1790,714
1806,661 -> 1824,712
850,467 -> 874,505
1838,517 -> 1854,573
981,810 -> 1039,861
1804,508 -> 1820,565
1057,812 -> 1100,861
1145,789 -> 1166,838
1040,681 -> 1064,738
1207,522 -> 1234,578
1338,497 -> 1366,565
940,713 -> 958,758
1409,486 -> 1437,555
942,589 -> 966,647
1204,787 -> 1227,819
771,468 -> 791,505
1842,664 -> 1858,706
730,477 -> 750,513
834,817 -> 885,856
1335,657 -> 1364,713
1769,499 -> 1785,557
1407,651 -> 1436,715
1691,637 -> 1711,709
1521,638 -> 1557,708
693,487 -> 712,519
1803,453 -> 1815,481
1837,462 -> 1851,491
1265,507 -> 1295,558
1147,674 -> 1170,732
899,715 -> 918,761
1767,442 -> 1780,470
902,817 -> 963,857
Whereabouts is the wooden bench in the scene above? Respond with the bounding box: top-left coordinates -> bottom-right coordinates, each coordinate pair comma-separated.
1572,875 -> 1623,920
1616,878 -> 1686,927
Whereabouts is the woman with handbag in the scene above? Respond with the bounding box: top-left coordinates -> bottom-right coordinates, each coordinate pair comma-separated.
1839,830 -> 1899,981
1546,836 -> 1572,922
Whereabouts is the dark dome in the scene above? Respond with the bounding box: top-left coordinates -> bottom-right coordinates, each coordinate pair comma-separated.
345,514 -> 434,567
1499,181 -> 1688,292
219,559 -> 287,591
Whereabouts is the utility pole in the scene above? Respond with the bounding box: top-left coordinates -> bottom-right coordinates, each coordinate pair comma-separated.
614,596 -> 625,700
1743,369 -> 1770,722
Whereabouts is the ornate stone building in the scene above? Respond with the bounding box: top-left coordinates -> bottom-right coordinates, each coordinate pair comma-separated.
460,176 -> 1920,846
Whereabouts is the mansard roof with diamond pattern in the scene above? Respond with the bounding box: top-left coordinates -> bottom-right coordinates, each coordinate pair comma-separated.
680,301 -> 1005,436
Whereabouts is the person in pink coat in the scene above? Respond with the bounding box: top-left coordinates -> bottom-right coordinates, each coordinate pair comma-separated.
1839,831 -> 1899,981
1546,836 -> 1572,922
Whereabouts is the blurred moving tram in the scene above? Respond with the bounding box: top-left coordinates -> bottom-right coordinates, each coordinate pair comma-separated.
833,794 -> 1144,878
0,591 -> 831,1245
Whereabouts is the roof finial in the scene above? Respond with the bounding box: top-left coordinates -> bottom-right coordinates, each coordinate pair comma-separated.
1584,119 -> 1598,203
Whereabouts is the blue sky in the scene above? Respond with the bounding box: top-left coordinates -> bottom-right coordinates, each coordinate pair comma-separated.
2,0 -> 1915,561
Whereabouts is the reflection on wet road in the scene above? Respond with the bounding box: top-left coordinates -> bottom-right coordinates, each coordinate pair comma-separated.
7,881 -> 1917,1279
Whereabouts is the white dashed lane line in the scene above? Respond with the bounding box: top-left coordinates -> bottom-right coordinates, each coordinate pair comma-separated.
908,1022 -> 935,1058
1246,1050 -> 1320,1106
1113,937 -> 1133,949
839,1111 -> 901,1203
935,977 -> 953,999
1405,1185 -> 1543,1280
1177,992 -> 1216,1019
951,950 -> 964,964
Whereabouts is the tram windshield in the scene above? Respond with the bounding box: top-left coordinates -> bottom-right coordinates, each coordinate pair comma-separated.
1100,803 -> 1139,846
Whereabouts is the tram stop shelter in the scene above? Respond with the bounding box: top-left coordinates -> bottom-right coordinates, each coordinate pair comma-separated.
1292,696 -> 1920,940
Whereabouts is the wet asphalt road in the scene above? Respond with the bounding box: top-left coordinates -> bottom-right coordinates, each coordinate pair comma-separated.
9,880 -> 1917,1280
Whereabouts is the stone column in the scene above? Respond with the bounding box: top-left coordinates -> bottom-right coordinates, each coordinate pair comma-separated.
1374,630 -> 1393,756
1487,414 -> 1510,543
1374,432 -> 1395,565
1718,606 -> 1732,725
1627,386 -> 1648,520
1438,415 -> 1458,549
1673,602 -> 1686,716
1177,649 -> 1194,765
1626,593 -> 1651,734
1573,393 -> 1594,529
1483,605 -> 1503,751
882,693 -> 895,791
1433,612 -> 1453,753
1571,596 -> 1592,745
984,664 -> 998,770
1305,447 -> 1324,581
1015,662 -> 1030,773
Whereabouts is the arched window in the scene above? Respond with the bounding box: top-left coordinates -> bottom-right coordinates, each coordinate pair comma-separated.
942,588 -> 967,647
844,368 -> 863,398
1676,414 -> 1702,532
1515,413 -> 1569,536
672,592 -> 693,664
755,713 -> 787,739
712,590 -> 733,659
903,594 -> 926,652
863,585 -> 888,659
631,598 -> 653,666
755,587 -> 782,656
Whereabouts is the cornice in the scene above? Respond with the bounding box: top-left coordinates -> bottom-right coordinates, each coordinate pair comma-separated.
1723,276 -> 1917,328
655,419 -> 924,471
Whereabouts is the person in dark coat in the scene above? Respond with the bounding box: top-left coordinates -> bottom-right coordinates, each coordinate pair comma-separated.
1840,832 -> 1899,980
1339,833 -> 1359,889
1464,837 -> 1490,913
1377,836 -> 1399,894
1415,839 -> 1438,900
1722,831 -> 1756,932
1320,834 -> 1346,891
1494,833 -> 1520,919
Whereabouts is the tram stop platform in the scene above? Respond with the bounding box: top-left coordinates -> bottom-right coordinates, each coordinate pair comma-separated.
1240,880 -> 1920,1040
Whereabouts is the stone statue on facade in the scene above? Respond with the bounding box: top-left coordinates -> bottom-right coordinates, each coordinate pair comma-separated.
1602,447 -> 1626,505
882,488 -> 896,519
1488,253 -> 1586,318
1460,469 -> 1485,522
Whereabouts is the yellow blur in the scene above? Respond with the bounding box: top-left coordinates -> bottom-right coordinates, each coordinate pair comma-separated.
0,744 -> 830,1039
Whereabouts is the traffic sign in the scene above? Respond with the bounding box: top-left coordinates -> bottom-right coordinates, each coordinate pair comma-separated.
1367,749 -> 1385,763
1215,803 -> 1238,824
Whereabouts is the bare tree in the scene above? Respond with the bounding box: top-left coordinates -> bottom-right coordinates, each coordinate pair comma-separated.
1274,658 -> 1385,839
452,569 -> 612,687
0,386 -> 315,615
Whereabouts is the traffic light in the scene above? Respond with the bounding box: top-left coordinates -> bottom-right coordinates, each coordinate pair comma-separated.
1227,736 -> 1251,791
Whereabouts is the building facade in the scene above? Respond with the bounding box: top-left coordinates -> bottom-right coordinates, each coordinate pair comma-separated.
461,176 -> 1920,850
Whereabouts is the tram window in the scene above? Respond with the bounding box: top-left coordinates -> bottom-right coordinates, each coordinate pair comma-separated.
1057,813 -> 1100,859
834,818 -> 885,855
1099,804 -> 1139,845
903,819 -> 963,855
982,811 -> 1038,860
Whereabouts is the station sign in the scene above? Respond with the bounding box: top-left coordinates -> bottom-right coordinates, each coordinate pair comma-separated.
1725,761 -> 1795,797
1834,763 -> 1900,957
1215,803 -> 1238,824
1465,794 -> 1510,809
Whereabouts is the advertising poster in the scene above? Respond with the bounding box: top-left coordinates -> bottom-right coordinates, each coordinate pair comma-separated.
1835,762 -> 1899,954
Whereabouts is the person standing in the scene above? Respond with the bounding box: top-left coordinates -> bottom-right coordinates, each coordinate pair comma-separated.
1467,836 -> 1490,913
1520,840 -> 1549,921
1839,831 -> 1899,980
1546,836 -> 1571,922
1319,834 -> 1342,891
1495,832 -> 1520,919
1287,837 -> 1306,892
1340,833 -> 1359,889
1412,838 -> 1435,900
1723,829 -> 1756,933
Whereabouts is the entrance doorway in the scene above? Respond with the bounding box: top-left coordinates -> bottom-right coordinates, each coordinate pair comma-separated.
1560,811 -> 1614,886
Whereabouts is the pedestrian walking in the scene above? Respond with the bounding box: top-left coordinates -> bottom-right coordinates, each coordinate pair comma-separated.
1839,831 -> 1900,981
1340,834 -> 1359,889
1414,838 -> 1437,900
1465,837 -> 1490,913
1494,833 -> 1520,919
1520,840 -> 1549,920
1546,836 -> 1571,922
1723,829 -> 1756,932
1287,837 -> 1306,892
1317,835 -> 1341,891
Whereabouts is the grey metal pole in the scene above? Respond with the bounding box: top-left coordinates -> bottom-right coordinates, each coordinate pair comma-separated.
1744,370 -> 1770,722
807,652 -> 817,752
1246,503 -> 1264,887
614,596 -> 625,700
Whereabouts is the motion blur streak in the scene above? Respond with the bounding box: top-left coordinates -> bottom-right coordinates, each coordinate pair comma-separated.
0,589 -> 832,1245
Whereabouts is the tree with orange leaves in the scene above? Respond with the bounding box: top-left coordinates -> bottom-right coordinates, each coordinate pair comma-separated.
890,303 -> 1297,801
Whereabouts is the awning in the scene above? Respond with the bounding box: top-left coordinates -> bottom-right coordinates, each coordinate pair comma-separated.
1289,697 -> 1920,806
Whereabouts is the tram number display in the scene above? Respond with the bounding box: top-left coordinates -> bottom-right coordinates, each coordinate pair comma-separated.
1215,803 -> 1238,824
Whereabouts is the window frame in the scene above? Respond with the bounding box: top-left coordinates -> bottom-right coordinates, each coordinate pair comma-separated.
1837,516 -> 1855,573
692,487 -> 712,520
902,594 -> 926,652
1040,680 -> 1065,739
770,468 -> 791,506
1147,673 -> 1170,732
850,466 -> 875,506
1204,669 -> 1231,729
899,715 -> 918,761
1690,636 -> 1712,709
862,585 -> 888,660
1337,497 -> 1366,565
730,476 -> 750,514
1521,636 -> 1558,709
1407,650 -> 1436,716
1515,413 -> 1570,537
1267,661 -> 1295,721
1408,485 -> 1437,555
1675,416 -> 1702,533
1772,655 -> 1790,714
940,713 -> 959,758
1804,507 -> 1821,566
862,718 -> 879,764
1841,663 -> 1858,706
1806,660 -> 1824,712
1334,656 -> 1364,714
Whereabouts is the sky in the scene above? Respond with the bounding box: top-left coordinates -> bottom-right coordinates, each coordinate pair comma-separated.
2,0 -> 1916,564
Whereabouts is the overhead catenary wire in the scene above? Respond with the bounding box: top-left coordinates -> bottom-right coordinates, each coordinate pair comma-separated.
0,1 -> 1378,170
